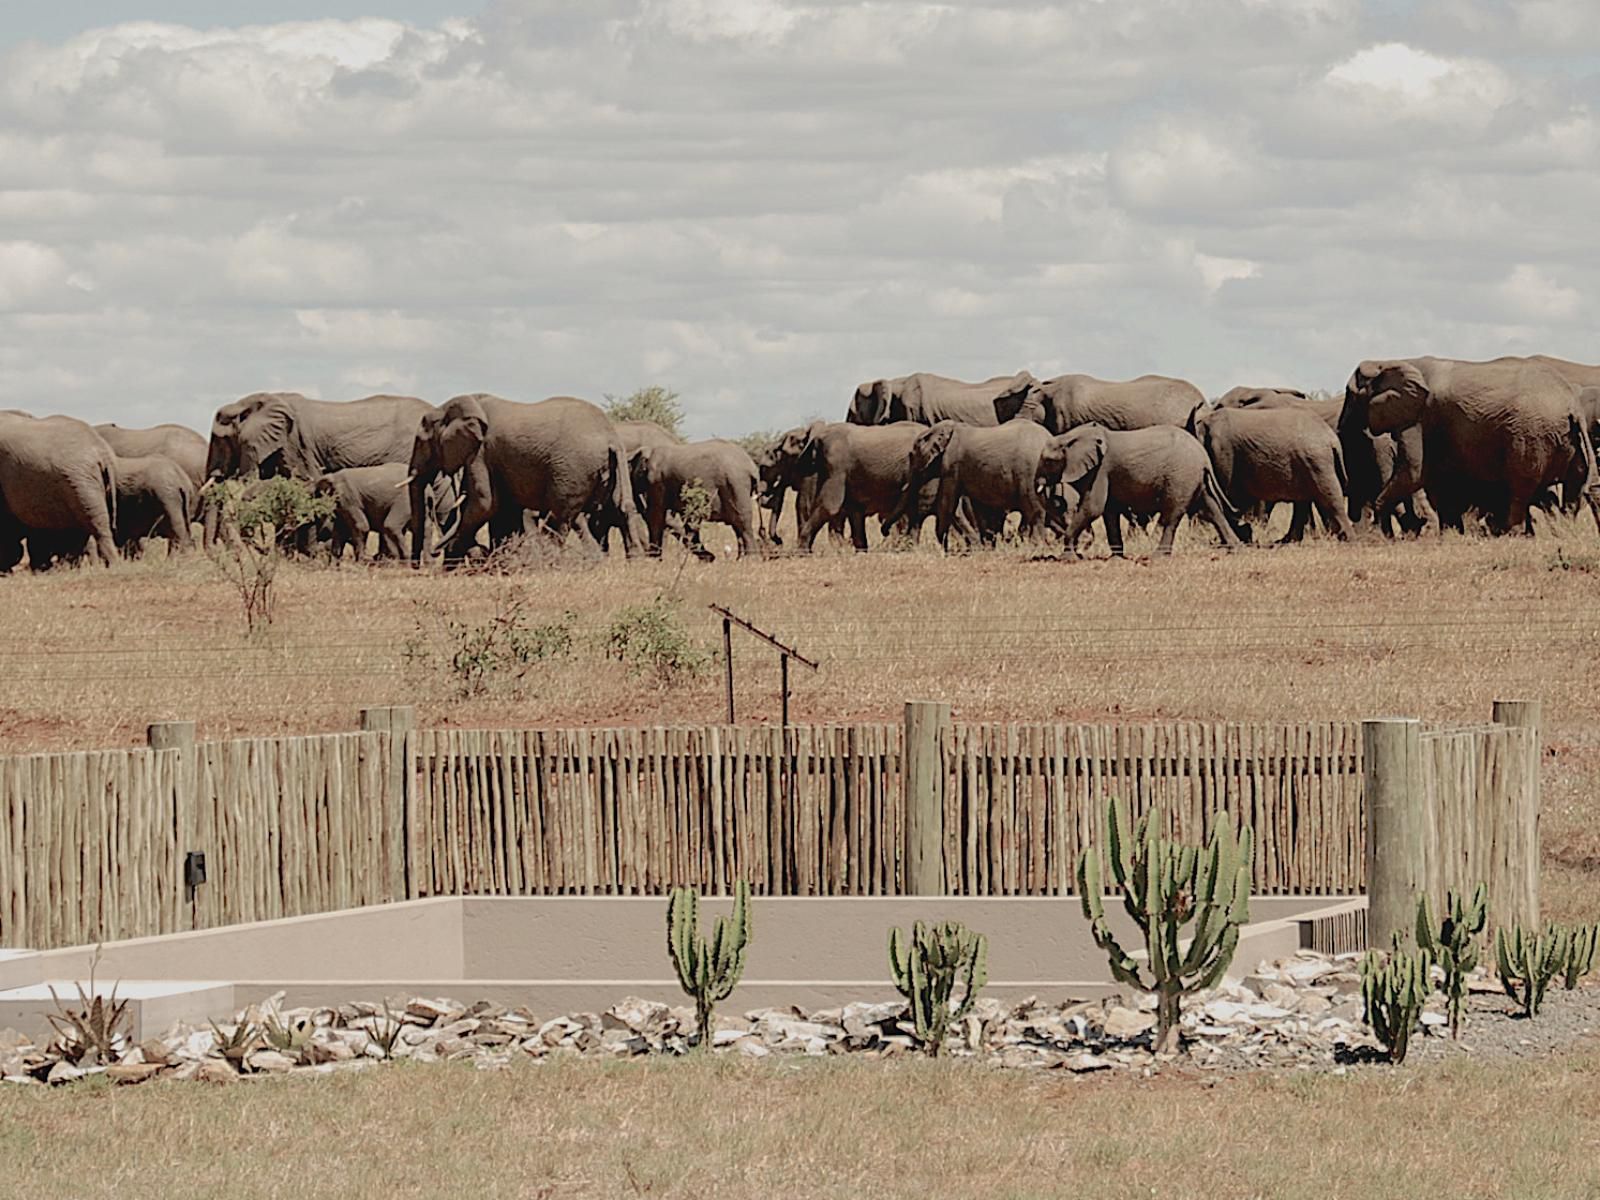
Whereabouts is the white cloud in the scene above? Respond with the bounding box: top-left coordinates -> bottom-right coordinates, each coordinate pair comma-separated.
1499,264 -> 1582,321
0,4 -> 1597,434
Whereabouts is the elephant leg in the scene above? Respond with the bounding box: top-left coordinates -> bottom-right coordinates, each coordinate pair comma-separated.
645,504 -> 667,557
1316,496 -> 1354,541
797,502 -> 832,550
1154,509 -> 1182,556
1105,510 -> 1127,558
1278,503 -> 1310,544
848,509 -> 869,552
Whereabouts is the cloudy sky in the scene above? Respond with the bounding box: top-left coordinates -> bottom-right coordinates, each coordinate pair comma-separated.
3,0 -> 1599,438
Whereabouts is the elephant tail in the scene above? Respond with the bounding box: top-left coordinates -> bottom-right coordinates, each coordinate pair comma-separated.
1200,463 -> 1240,523
101,456 -> 117,533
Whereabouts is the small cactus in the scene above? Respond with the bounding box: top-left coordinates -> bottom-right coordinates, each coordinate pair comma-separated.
667,881 -> 751,1050
1078,799 -> 1253,1054
1361,947 -> 1432,1064
1562,923 -> 1598,990
1495,922 -> 1566,1017
887,920 -> 988,1056
1415,884 -> 1487,1039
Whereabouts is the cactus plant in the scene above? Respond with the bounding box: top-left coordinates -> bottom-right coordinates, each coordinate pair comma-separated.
1077,799 -> 1253,1054
1562,922 -> 1598,990
1495,922 -> 1566,1017
1360,947 -> 1432,1064
666,881 -> 751,1050
887,921 -> 988,1056
1414,883 -> 1487,1038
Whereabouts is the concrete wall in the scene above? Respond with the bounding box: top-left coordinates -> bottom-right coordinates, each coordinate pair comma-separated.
0,895 -> 1362,1027
0,898 -> 463,994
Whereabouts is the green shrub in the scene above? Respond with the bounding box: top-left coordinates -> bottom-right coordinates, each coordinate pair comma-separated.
232,477 -> 334,547
605,386 -> 685,438
1495,922 -> 1566,1017
405,594 -> 576,699
602,594 -> 709,685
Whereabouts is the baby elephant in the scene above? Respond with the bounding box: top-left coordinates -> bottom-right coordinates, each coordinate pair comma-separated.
630,439 -> 761,559
313,463 -> 456,561
898,419 -> 1056,549
1037,424 -> 1242,556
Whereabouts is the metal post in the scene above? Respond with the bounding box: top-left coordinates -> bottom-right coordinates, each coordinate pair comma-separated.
781,653 -> 790,728
722,617 -> 735,724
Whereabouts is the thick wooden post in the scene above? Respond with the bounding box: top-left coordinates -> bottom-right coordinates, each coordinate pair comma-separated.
903,701 -> 950,895
148,721 -> 198,930
361,706 -> 417,901
1363,717 -> 1427,950
1492,699 -> 1541,929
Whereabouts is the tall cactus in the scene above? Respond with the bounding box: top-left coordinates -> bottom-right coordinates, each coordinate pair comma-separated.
1361,948 -> 1432,1064
1077,799 -> 1253,1054
1415,883 -> 1487,1039
666,880 -> 751,1050
887,920 -> 988,1056
1562,922 -> 1598,990
1494,922 -> 1565,1018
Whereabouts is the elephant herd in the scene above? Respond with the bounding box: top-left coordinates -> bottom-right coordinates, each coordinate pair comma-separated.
1,352 -> 1596,572
761,356 -> 1600,555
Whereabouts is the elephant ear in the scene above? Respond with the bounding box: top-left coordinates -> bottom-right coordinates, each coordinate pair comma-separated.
909,421 -> 957,476
887,378 -> 916,423
1366,362 -> 1428,434
440,399 -> 489,471
238,394 -> 304,477
629,445 -> 654,487
849,383 -> 878,425
1052,427 -> 1106,490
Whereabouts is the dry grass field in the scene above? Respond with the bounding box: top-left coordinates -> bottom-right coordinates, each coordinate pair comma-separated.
2,514 -> 1597,918
4,1052 -> 1600,1199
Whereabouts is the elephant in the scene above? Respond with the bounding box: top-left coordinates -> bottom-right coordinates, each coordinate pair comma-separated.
406,393 -> 639,565
0,412 -> 118,570
94,423 -> 207,490
584,420 -> 677,551
848,371 -> 1042,427
310,463 -> 460,562
892,419 -> 1057,550
1030,373 -> 1204,435
763,420 -> 976,551
111,455 -> 195,555
26,454 -> 196,563
753,431 -> 845,548
205,392 -> 432,483
1035,424 -> 1242,557
1355,356 -> 1600,535
1188,405 -> 1354,543
1221,386 -> 1429,536
630,439 -> 761,559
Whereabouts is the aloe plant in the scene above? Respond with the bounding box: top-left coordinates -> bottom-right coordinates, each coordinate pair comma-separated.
1415,884 -> 1487,1038
887,920 -> 988,1056
667,881 -> 751,1050
1078,799 -> 1253,1054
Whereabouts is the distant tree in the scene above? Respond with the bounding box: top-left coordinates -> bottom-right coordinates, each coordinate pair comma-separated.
732,430 -> 779,458
604,386 -> 685,438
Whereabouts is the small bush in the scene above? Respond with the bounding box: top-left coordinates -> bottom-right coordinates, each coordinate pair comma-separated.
405,593 -> 576,699
602,594 -> 710,685
605,386 -> 685,438
234,477 -> 334,545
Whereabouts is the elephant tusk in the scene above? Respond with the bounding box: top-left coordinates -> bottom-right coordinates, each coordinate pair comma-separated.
199,477 -> 219,494
445,494 -> 466,513
396,475 -> 416,491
